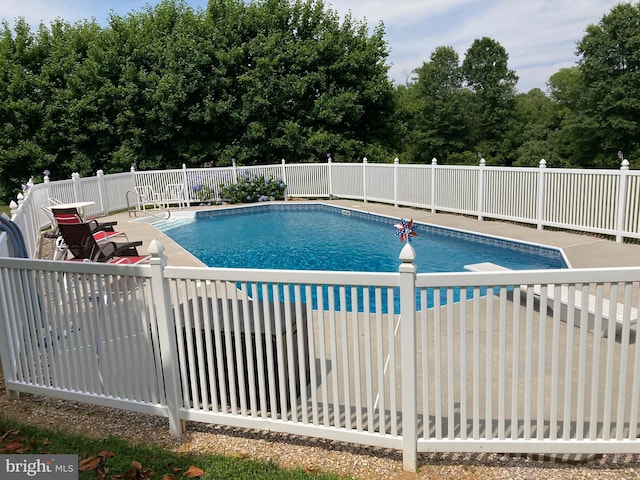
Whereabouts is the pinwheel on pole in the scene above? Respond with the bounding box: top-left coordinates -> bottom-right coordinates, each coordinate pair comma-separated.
394,218 -> 417,243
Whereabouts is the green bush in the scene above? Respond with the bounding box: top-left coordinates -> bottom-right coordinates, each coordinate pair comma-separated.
220,173 -> 286,204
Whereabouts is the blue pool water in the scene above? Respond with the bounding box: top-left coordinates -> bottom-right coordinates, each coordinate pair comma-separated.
156,204 -> 567,273
154,204 -> 567,312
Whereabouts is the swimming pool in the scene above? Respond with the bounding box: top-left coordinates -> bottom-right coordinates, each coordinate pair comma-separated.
154,203 -> 568,273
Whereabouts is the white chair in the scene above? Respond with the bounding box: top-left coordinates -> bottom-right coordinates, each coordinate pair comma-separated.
134,186 -> 161,210
160,183 -> 186,208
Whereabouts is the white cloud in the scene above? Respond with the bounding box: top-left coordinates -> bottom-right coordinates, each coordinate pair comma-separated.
328,0 -> 619,91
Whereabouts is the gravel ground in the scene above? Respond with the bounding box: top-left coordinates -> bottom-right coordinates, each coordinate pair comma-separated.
0,234 -> 636,479
1,386 -> 639,480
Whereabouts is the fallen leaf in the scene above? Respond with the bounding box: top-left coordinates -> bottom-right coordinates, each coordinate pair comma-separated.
79,456 -> 102,472
160,474 -> 177,480
1,429 -> 20,440
183,465 -> 205,477
121,468 -> 138,479
4,441 -> 25,453
99,450 -> 116,459
132,460 -> 143,471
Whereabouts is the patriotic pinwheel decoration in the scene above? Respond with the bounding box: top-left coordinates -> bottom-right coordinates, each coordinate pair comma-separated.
394,218 -> 417,243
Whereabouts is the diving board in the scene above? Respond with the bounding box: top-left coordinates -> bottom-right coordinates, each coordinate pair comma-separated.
464,262 -> 638,337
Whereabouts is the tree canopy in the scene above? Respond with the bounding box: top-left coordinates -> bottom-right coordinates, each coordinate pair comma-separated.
2,1 -> 640,203
0,0 -> 395,201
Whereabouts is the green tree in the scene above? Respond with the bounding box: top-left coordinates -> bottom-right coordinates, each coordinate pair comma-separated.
0,0 -> 397,201
509,88 -> 563,167
407,46 -> 469,163
225,0 -> 395,164
0,19 -> 54,201
574,2 -> 640,167
546,67 -> 591,167
461,37 -> 518,164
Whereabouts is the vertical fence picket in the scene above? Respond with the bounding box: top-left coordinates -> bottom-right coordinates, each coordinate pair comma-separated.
338,286 -> 350,430
562,286 -> 576,440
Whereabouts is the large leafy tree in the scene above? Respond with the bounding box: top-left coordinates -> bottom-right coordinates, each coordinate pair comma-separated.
407,46 -> 469,163
509,88 -> 563,167
0,0 -> 396,202
574,2 -> 640,167
0,20 -> 54,200
461,37 -> 518,164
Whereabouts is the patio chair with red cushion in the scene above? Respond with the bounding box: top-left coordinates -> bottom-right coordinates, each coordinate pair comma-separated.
58,222 -> 143,262
52,207 -> 118,232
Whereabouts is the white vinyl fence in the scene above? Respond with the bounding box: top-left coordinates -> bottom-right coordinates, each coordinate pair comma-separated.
5,157 -> 639,253
2,157 -> 640,471
1,243 -> 639,471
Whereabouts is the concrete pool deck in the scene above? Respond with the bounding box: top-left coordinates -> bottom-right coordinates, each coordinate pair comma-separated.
97,199 -> 640,270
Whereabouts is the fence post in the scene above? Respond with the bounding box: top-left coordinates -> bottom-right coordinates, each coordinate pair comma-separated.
182,164 -> 191,208
44,172 -> 52,203
72,172 -> 82,202
327,154 -> 333,198
362,157 -> 368,203
616,157 -> 630,242
281,159 -> 288,201
477,157 -> 486,221
9,200 -> 18,220
96,170 -> 108,215
232,158 -> 238,184
147,240 -> 184,436
430,158 -> 437,213
393,158 -> 399,207
399,242 -> 417,472
537,159 -> 547,230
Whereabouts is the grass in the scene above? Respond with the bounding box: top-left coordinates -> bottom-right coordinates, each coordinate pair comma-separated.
0,204 -> 9,216
0,417 -> 349,480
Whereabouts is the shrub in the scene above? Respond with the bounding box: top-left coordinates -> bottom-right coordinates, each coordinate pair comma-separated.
219,174 -> 286,204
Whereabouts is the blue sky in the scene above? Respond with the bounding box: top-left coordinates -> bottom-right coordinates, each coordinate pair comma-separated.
0,0 -> 622,92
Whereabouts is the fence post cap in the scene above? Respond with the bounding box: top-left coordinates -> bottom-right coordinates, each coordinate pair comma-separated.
621,159 -> 630,170
539,159 -> 547,168
148,239 -> 166,257
431,157 -> 438,165
399,242 -> 416,263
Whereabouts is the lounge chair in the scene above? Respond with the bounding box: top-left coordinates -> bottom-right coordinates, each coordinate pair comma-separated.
43,205 -> 119,238
57,222 -> 143,262
51,207 -> 118,232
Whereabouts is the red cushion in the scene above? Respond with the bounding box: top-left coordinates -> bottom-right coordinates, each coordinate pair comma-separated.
107,256 -> 149,265
54,213 -> 81,224
92,230 -> 123,242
